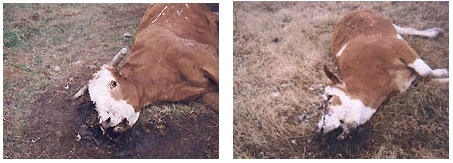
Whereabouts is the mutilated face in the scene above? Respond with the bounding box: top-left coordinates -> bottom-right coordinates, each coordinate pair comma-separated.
88,65 -> 139,134
317,85 -> 376,140
318,66 -> 377,140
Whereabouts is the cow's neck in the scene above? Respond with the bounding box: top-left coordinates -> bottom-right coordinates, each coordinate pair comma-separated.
116,63 -> 211,112
342,77 -> 396,110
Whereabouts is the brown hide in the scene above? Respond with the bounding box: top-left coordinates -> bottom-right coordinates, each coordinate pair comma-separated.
330,10 -> 419,109
113,4 -> 219,112
331,10 -> 396,55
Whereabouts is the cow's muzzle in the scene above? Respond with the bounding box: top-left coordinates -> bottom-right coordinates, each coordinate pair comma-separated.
100,118 -> 131,140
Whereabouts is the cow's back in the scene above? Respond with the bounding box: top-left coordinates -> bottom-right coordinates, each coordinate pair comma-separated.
136,3 -> 218,50
331,10 -> 396,55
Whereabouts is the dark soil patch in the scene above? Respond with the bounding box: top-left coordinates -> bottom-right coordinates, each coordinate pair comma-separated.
25,91 -> 218,159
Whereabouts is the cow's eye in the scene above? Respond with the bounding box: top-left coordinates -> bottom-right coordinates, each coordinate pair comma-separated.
109,80 -> 117,89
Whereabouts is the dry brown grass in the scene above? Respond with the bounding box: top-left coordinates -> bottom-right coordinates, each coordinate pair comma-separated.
233,1 -> 448,158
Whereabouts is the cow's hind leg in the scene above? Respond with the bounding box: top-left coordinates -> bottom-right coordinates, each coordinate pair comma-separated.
408,58 -> 449,82
393,24 -> 441,38
392,26 -> 449,83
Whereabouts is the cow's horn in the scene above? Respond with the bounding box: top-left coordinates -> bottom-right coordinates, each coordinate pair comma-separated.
72,48 -> 128,99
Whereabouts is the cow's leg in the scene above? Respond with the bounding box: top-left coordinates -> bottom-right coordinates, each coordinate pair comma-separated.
392,36 -> 448,82
393,24 -> 441,38
408,58 -> 449,83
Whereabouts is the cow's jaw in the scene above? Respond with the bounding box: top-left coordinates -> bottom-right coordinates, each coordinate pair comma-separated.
88,65 -> 140,133
317,85 -> 376,140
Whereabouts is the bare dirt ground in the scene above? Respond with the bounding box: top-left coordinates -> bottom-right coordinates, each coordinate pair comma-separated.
3,4 -> 218,158
234,1 -> 448,158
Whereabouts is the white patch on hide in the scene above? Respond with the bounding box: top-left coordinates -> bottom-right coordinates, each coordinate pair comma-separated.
151,5 -> 168,24
336,43 -> 348,57
408,58 -> 432,77
176,9 -> 183,16
318,86 -> 376,134
88,65 -> 139,128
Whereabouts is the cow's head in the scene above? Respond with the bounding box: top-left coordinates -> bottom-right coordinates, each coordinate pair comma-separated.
317,66 -> 376,140
88,65 -> 139,134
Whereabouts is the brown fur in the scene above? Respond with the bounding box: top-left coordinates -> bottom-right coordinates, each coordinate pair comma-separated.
330,96 -> 342,106
112,4 -> 218,112
330,10 -> 420,109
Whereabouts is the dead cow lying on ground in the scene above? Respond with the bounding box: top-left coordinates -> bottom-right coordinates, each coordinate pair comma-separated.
74,3 -> 219,134
317,10 -> 448,140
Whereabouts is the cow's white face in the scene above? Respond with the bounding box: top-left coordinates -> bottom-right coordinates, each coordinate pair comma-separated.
317,85 -> 376,139
317,85 -> 346,134
88,65 -> 139,133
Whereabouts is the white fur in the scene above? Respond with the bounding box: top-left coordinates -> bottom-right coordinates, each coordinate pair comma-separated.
407,59 -> 448,79
151,5 -> 168,24
396,34 -> 403,40
393,24 -> 440,38
336,43 -> 348,57
318,86 -> 376,134
408,58 -> 432,77
431,68 -> 449,78
88,65 -> 140,128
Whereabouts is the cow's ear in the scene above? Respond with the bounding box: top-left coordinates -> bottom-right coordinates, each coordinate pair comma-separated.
323,65 -> 342,85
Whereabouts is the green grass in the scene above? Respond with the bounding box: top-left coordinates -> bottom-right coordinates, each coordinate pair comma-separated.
38,81 -> 49,90
3,32 -> 20,48
4,81 -> 15,91
33,56 -> 43,66
3,11 -> 49,155
12,63 -> 31,72
3,25 -> 41,48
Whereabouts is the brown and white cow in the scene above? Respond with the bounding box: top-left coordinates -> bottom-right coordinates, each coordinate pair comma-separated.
317,10 -> 448,140
75,3 -> 218,134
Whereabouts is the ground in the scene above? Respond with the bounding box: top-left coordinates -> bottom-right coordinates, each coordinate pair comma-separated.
3,4 -> 218,159
234,1 -> 448,158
